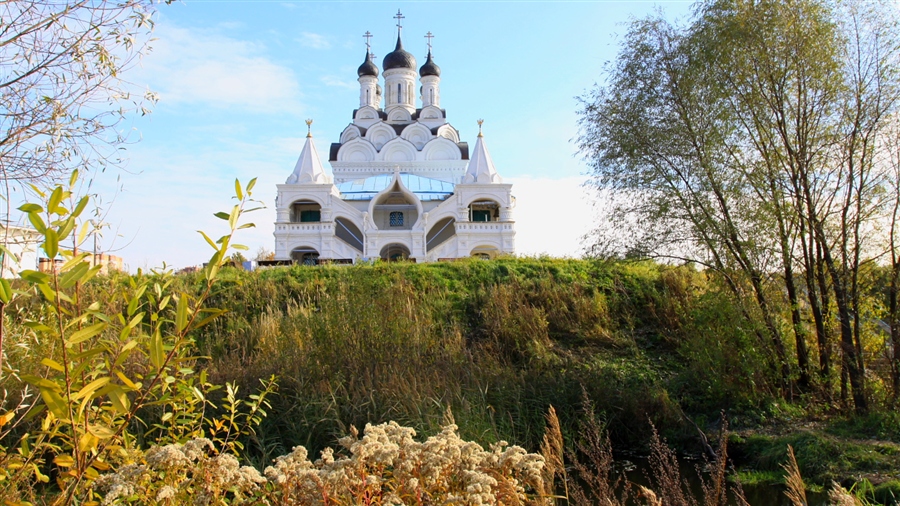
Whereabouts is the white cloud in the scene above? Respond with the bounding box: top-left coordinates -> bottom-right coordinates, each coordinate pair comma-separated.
506,175 -> 596,258
321,76 -> 357,90
137,24 -> 302,114
298,32 -> 331,50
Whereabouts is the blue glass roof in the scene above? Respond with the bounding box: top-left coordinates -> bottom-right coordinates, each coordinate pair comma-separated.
336,173 -> 455,201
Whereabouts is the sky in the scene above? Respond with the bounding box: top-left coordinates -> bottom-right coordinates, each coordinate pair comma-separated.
28,0 -> 694,270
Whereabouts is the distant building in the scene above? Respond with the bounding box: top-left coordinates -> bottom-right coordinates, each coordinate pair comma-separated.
273,13 -> 515,263
0,224 -> 41,279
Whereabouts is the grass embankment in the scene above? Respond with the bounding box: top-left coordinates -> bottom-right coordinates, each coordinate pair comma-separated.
169,257 -> 899,493
7,257 -> 899,497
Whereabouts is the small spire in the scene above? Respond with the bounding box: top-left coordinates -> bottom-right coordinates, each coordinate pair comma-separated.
477,119 -> 484,137
464,121 -> 501,184
305,118 -> 313,138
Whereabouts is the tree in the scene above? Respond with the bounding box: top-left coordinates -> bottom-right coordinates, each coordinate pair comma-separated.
0,0 -> 158,192
579,0 -> 900,414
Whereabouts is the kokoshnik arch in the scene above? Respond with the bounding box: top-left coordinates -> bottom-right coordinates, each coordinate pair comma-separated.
273,12 -> 516,264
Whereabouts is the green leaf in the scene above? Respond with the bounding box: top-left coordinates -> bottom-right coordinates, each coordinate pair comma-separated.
27,212 -> 46,234
59,252 -> 89,272
57,216 -> 76,240
232,243 -> 249,251
235,178 -> 244,201
72,196 -> 89,218
228,206 -> 239,230
149,329 -> 164,369
0,278 -> 12,304
74,377 -> 110,401
115,371 -> 139,390
69,170 -> 79,189
18,203 -> 43,213
40,388 -> 68,419
197,230 -> 218,250
175,294 -> 189,332
43,229 -> 59,259
48,187 -> 64,216
58,262 -> 90,289
66,322 -> 107,347
40,358 -> 65,372
214,211 -> 230,220
246,177 -> 257,193
237,223 -> 256,229
77,221 -> 90,246
107,386 -> 129,414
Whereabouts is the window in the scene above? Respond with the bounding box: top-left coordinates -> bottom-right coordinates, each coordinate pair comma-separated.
389,211 -> 404,227
299,210 -> 321,222
472,210 -> 491,222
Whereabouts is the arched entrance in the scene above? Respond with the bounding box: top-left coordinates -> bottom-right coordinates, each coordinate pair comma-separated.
379,243 -> 410,262
468,200 -> 500,222
290,200 -> 321,223
290,247 -> 320,265
470,245 -> 499,260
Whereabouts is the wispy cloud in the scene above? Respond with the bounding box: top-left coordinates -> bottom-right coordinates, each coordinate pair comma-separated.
321,76 -> 357,90
298,32 -> 331,50
136,24 -> 302,114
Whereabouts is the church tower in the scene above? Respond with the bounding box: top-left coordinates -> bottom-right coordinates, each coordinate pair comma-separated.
273,12 -> 515,264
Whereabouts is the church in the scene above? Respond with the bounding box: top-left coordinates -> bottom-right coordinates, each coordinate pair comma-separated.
273,13 -> 515,264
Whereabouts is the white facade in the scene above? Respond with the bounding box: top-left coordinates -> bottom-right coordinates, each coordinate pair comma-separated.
1,224 -> 41,278
273,25 -> 515,263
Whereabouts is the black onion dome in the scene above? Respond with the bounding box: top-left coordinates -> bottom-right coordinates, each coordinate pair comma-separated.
419,51 -> 440,77
357,51 -> 379,77
383,35 -> 416,70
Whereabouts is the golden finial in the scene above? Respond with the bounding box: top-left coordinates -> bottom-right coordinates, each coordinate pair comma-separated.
477,119 -> 484,137
305,119 -> 313,137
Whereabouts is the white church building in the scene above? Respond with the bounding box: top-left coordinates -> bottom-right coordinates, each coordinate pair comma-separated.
273,15 -> 515,264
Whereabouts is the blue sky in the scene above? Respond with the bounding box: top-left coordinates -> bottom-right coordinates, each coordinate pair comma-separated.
78,0 -> 693,270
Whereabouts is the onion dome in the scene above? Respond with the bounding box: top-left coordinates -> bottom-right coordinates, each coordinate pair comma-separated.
419,51 -> 440,77
383,35 -> 416,71
357,51 -> 379,77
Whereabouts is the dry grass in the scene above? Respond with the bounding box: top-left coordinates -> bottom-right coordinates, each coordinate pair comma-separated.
783,445 -> 808,506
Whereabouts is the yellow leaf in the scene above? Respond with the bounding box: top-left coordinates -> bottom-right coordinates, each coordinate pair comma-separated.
0,411 -> 15,429
79,432 -> 99,453
53,454 -> 75,468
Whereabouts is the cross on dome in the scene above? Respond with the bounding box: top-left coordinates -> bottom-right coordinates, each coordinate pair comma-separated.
425,31 -> 434,52
394,9 -> 404,33
363,31 -> 373,51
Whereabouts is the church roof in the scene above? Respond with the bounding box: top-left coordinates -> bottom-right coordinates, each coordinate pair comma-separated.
419,51 -> 440,77
462,129 -> 501,184
383,35 -> 417,71
357,51 -> 379,77
286,130 -> 328,184
337,173 -> 454,201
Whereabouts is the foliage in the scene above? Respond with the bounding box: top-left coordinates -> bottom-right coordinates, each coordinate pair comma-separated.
578,0 -> 900,413
0,177 -> 274,504
0,0 -> 162,187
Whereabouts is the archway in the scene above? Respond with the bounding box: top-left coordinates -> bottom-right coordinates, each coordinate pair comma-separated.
468,200 -> 500,222
379,243 -> 410,262
290,247 -> 320,265
470,245 -> 499,260
290,200 -> 321,223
